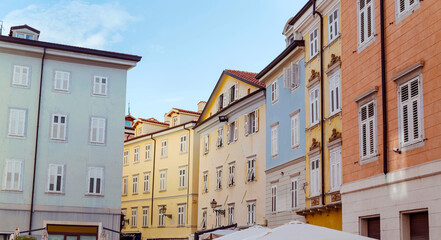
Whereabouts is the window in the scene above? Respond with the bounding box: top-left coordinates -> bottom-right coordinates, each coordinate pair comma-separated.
284,62 -> 300,90
133,146 -> 140,163
132,175 -> 139,194
145,144 -> 151,160
271,79 -> 279,103
271,185 -> 277,212
180,135 -> 187,153
288,35 -> 294,45
247,201 -> 256,225
203,172 -> 208,193
161,140 -> 168,157
16,33 -> 34,40
329,70 -> 341,115
217,127 -> 224,147
47,164 -> 64,193
172,117 -> 178,127
247,158 -> 256,182
131,208 -> 137,227
228,163 -> 235,186
358,0 -> 375,51
142,207 -> 149,227
215,209 -> 222,227
8,108 -> 26,137
92,76 -> 107,96
88,167 -> 103,195
122,177 -> 128,195
359,100 -> 377,160
310,156 -> 321,197
178,205 -> 185,226
271,125 -> 279,157
123,150 -> 129,165
330,147 -> 342,191
216,167 -> 222,190
360,216 -> 381,239
178,167 -> 187,188
2,160 -> 23,191
291,178 -> 299,209
396,0 -> 420,23
230,83 -> 238,103
158,206 -> 166,226
90,117 -> 106,144
228,204 -> 235,225
401,210 -> 429,240
328,6 -> 340,43
245,110 -> 259,136
138,127 -> 142,136
204,135 -> 209,154
159,170 -> 167,191
218,93 -> 225,111
12,65 -> 30,87
50,114 -> 67,140
121,209 -> 127,228
398,77 -> 424,148
227,120 -> 238,144
143,173 -> 150,193
309,26 -> 319,59
309,85 -> 320,125
201,210 -> 207,229
291,113 -> 300,148
54,71 -> 70,91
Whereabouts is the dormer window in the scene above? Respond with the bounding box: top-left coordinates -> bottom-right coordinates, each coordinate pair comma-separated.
9,25 -> 40,41
230,83 -> 238,103
16,33 -> 35,40
288,35 -> 295,45
172,117 -> 178,127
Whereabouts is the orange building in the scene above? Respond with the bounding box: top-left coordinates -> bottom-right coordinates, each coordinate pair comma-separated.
340,0 -> 441,239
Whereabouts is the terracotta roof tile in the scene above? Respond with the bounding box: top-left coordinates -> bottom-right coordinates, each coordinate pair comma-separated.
224,69 -> 265,88
139,117 -> 169,126
173,108 -> 201,115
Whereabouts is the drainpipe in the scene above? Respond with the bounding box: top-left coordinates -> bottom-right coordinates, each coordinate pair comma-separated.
150,135 -> 157,225
183,124 -> 191,225
313,0 -> 325,206
29,47 -> 46,234
380,0 -> 388,175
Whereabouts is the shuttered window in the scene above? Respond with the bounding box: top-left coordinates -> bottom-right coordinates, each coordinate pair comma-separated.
8,109 -> 26,137
178,167 -> 187,188
54,71 -> 70,91
161,140 -> 168,157
271,125 -> 279,157
204,135 -> 209,154
291,178 -> 299,209
309,85 -> 320,125
396,0 -> 420,23
88,167 -> 103,194
398,77 -> 423,148
247,158 -> 256,182
291,113 -> 300,148
90,117 -> 106,144
330,147 -> 342,191
271,79 -> 279,103
51,114 -> 67,140
12,65 -> 30,87
309,27 -> 319,59
216,168 -> 222,190
358,0 -> 375,50
329,70 -> 341,115
47,164 -> 64,193
310,156 -> 321,197
3,160 -> 23,191
217,127 -> 224,147
203,172 -> 208,193
328,7 -> 340,43
92,76 -> 107,96
143,173 -> 150,193
271,185 -> 277,212
159,170 -> 167,191
228,163 -> 235,186
284,62 -> 300,90
245,109 -> 259,136
228,204 -> 235,225
247,202 -> 256,225
359,100 -> 377,159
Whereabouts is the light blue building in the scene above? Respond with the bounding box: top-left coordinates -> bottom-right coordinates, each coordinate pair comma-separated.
0,25 -> 141,240
255,20 -> 306,227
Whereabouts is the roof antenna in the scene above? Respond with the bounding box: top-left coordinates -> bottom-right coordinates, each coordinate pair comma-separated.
128,101 -> 131,115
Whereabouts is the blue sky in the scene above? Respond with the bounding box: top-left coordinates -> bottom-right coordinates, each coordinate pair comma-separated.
1,0 -> 308,120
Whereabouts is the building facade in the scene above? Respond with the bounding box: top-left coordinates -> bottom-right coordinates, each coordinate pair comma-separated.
255,21 -> 307,227
195,70 -> 266,230
288,0 -> 343,230
340,0 -> 441,239
121,108 -> 201,240
0,25 -> 140,239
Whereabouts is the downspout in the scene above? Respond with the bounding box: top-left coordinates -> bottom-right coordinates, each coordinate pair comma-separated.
29,47 -> 46,234
150,135 -> 157,226
380,0 -> 388,175
183,124 -> 191,225
313,0 -> 325,206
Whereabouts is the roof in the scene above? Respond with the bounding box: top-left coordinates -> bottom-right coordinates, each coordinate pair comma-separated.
138,117 -> 169,126
125,114 -> 136,121
0,35 -> 142,62
9,24 -> 40,35
224,69 -> 265,88
288,0 -> 313,26
171,108 -> 201,116
125,120 -> 197,143
256,40 -> 305,79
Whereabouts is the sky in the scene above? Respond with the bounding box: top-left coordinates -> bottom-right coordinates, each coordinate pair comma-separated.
1,0 -> 308,120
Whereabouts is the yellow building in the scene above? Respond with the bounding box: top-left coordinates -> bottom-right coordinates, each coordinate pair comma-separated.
121,105 -> 203,239
195,70 -> 266,231
289,0 -> 343,230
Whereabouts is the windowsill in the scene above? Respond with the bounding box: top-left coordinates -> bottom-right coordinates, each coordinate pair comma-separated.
122,194 -> 128,196
49,138 -> 67,143
395,4 -> 420,25
159,190 -> 166,192
11,83 -> 30,88
306,122 -> 320,132
142,226 -> 149,228
358,36 -> 375,53
290,85 -> 300,92
271,154 -> 279,159
54,89 -> 70,93
359,154 -> 379,165
217,145 -> 224,149
89,142 -> 105,146
85,193 -> 104,197
177,225 -> 185,228
132,193 -> 139,195
92,93 -> 108,97
179,151 -> 188,155
247,180 -> 257,184
400,140 -> 425,153
160,156 -> 168,159
326,35 -> 340,49
215,188 -> 222,191
291,144 -> 300,150
7,135 -> 25,139
1,189 -> 23,192
157,226 -> 165,228
228,184 -> 235,188
133,161 -> 140,164
178,187 -> 187,190
271,99 -> 279,105
325,111 -> 342,122
45,191 -> 65,195
123,164 -> 129,167
144,159 -> 152,161
308,53 -> 319,63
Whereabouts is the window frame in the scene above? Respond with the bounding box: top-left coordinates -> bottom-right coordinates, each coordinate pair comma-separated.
47,163 -> 64,193
309,26 -> 319,59
357,0 -> 376,52
247,158 -> 256,182
122,177 -> 128,195
228,204 -> 235,225
203,172 -> 208,193
132,175 -> 139,194
158,206 -> 166,226
328,69 -> 342,116
228,163 -> 235,187
133,146 -> 140,163
291,112 -> 300,148
89,117 -> 106,144
291,177 -> 299,209
8,108 -> 26,137
92,75 -> 108,96
142,207 -> 149,227
87,167 -> 104,195
309,85 -> 320,126
217,127 -> 224,148
53,70 -> 70,92
131,207 -> 137,227
204,135 -> 209,154
160,140 -> 168,157
145,144 -> 151,160
271,185 -> 277,212
143,172 -> 150,193
328,5 -> 340,43
245,109 -> 259,136
247,201 -> 256,226
395,0 -> 420,24
178,166 -> 187,189
216,167 -> 222,190
12,65 -> 30,87
271,124 -> 279,158
227,120 -> 238,144
310,155 -> 321,197
329,146 -> 342,192
180,134 -> 188,153
358,99 -> 378,162
271,78 -> 280,103
123,150 -> 129,166
201,210 -> 207,229
178,204 -> 186,226
159,170 -> 167,191
2,159 -> 23,191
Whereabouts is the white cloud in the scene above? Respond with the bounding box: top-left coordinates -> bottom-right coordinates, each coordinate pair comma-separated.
3,1 -> 137,49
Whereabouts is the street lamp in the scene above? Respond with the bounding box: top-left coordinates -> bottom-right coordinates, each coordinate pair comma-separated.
210,199 -> 225,216
159,206 -> 172,218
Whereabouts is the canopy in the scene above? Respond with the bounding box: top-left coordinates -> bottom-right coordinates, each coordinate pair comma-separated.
200,229 -> 237,240
215,226 -> 271,240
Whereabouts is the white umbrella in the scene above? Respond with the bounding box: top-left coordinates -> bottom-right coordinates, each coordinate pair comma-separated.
257,221 -> 375,240
41,230 -> 49,240
9,227 -> 19,240
200,229 -> 237,239
215,226 -> 270,240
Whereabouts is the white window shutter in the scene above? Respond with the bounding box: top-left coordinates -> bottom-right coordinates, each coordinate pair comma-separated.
227,124 -> 230,144
223,92 -> 227,107
254,109 -> 259,132
283,67 -> 290,89
234,120 -> 238,141
244,114 -> 249,136
291,62 -> 300,88
235,82 -> 239,100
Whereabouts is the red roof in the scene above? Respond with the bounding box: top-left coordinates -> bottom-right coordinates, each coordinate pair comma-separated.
224,69 -> 265,88
139,117 -> 169,126
173,108 -> 201,115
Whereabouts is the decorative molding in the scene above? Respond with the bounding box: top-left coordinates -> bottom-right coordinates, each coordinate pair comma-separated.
330,192 -> 341,202
289,109 -> 301,117
325,54 -> 341,75
328,128 -> 342,142
270,179 -> 280,184
354,86 -> 379,103
391,61 -> 424,82
310,196 -> 320,206
327,138 -> 342,150
307,146 -> 321,157
309,138 -> 320,151
306,70 -> 320,88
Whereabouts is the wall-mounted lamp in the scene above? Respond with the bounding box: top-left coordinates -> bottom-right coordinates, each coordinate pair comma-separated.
210,199 -> 225,216
219,116 -> 228,122
159,206 -> 173,218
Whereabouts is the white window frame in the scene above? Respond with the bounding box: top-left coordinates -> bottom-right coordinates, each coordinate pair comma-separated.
309,85 -> 320,126
142,207 -> 149,227
92,75 -> 108,96
228,204 -> 235,225
357,0 -> 375,52
143,172 -> 150,193
359,99 -> 378,161
204,135 -> 209,154
161,140 -> 168,157
271,185 -> 277,212
227,120 -> 238,144
131,208 -> 137,227
201,210 -> 207,229
159,170 -> 167,191
12,65 -> 30,87
230,82 -> 239,103
158,206 -> 166,226
203,172 -> 208,193
50,114 -> 67,141
287,62 -> 300,90
2,160 -> 23,191
218,93 -> 225,111
329,69 -> 342,116
87,167 -> 103,195
309,26 -> 319,59
172,116 -> 178,127
228,163 -> 235,186
216,167 -> 222,190
215,208 -> 222,227
328,6 -> 340,43
47,164 -> 64,193
310,155 -> 321,197
217,127 -> 224,148
291,178 -> 299,209
8,108 -> 26,137
291,113 -> 300,148
122,177 -> 128,195
271,124 -> 279,157
178,204 -> 186,226
132,175 -> 139,194
330,147 -> 342,192
247,158 -> 256,182
145,144 -> 151,160
54,70 -> 70,92
123,150 -> 129,165
395,0 -> 420,24
133,146 -> 140,163
178,166 -> 187,188
271,78 -> 279,103
245,109 -> 259,136
247,201 -> 256,225
89,117 -> 106,144
180,134 -> 188,153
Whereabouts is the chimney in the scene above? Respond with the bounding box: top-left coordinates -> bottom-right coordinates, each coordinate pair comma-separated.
197,101 -> 207,113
